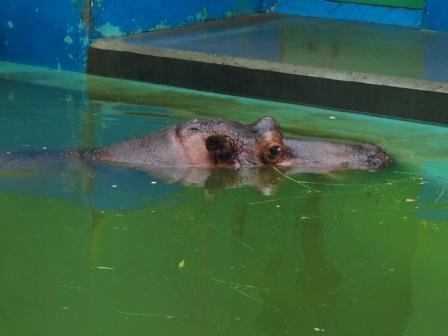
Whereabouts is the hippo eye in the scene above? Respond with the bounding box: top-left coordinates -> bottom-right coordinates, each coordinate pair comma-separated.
258,131 -> 285,165
263,144 -> 284,164
269,145 -> 282,157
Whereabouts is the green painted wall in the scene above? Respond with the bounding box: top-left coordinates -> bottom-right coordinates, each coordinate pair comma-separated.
334,0 -> 425,9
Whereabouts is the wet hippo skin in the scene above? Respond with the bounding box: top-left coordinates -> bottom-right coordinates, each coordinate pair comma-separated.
0,116 -> 391,174
80,116 -> 391,172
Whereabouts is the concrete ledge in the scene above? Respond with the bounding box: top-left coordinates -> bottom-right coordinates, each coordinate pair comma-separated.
87,14 -> 448,125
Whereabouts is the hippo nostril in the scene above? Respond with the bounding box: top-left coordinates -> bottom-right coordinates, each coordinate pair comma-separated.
361,143 -> 391,170
367,152 -> 377,160
369,157 -> 384,169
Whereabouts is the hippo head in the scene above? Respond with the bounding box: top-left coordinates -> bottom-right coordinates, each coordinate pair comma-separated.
86,116 -> 391,172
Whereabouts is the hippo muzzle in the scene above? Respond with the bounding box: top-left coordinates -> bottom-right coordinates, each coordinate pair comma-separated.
358,143 -> 392,170
278,138 -> 392,172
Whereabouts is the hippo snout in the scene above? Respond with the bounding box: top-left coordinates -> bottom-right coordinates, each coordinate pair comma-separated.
360,143 -> 392,170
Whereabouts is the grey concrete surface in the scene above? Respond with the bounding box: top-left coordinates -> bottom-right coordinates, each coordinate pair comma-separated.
88,14 -> 448,125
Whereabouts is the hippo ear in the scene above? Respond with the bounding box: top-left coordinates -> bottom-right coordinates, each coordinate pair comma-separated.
250,116 -> 281,134
205,135 -> 237,165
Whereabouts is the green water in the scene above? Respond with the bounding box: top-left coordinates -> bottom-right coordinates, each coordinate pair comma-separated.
0,61 -> 447,336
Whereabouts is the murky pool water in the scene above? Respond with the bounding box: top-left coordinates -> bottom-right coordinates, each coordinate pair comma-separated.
0,61 -> 447,336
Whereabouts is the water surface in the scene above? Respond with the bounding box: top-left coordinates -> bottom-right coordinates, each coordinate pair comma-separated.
0,61 -> 447,336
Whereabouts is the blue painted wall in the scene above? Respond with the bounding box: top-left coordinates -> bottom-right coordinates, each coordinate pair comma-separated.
0,0 -> 267,72
424,0 -> 448,32
91,0 -> 267,38
1,0 -> 90,72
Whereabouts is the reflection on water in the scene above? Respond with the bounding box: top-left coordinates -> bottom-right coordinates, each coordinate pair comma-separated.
0,63 -> 448,336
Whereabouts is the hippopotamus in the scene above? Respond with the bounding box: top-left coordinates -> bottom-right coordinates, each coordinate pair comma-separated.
0,116 -> 391,208
79,116 -> 391,172
0,116 -> 390,174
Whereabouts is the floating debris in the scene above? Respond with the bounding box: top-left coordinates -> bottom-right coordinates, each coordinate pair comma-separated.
178,260 -> 186,270
119,311 -> 189,319
94,266 -> 115,270
313,327 -> 325,332
273,166 -> 315,191
435,188 -> 445,203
